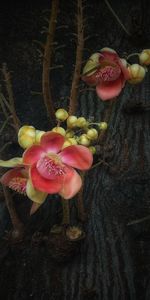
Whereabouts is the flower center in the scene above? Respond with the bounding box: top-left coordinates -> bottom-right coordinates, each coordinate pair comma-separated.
96,65 -> 121,82
36,155 -> 66,180
9,177 -> 27,194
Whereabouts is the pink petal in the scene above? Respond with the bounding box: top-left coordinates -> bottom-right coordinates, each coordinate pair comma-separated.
100,48 -> 118,62
36,155 -> 65,180
30,164 -> 62,194
0,168 -> 26,185
23,145 -> 45,165
59,167 -> 82,199
59,145 -> 93,170
82,68 -> 101,86
118,59 -> 130,80
96,77 -> 123,101
0,168 -> 27,194
40,132 -> 65,154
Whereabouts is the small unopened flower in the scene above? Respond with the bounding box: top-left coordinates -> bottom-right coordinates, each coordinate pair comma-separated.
76,117 -> 87,128
86,128 -> 98,140
55,108 -> 68,121
139,49 -> 150,66
78,134 -> 90,146
52,126 -> 66,136
99,122 -> 108,130
82,47 -> 130,101
128,64 -> 146,84
18,125 -> 36,149
35,130 -> 45,143
67,116 -> 78,128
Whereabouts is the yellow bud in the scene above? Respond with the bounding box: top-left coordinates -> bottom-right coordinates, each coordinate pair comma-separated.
78,134 -> 90,146
62,139 -> 72,149
55,108 -> 69,121
76,117 -> 87,128
18,125 -> 36,138
65,130 -> 74,138
86,128 -> 98,140
67,116 -> 78,128
128,64 -> 146,84
18,134 -> 35,149
68,138 -> 78,145
35,130 -> 45,143
99,122 -> 108,130
139,49 -> 150,65
52,126 -> 66,136
88,146 -> 96,154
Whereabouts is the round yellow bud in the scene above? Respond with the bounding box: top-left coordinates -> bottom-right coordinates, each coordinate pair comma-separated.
88,146 -> 96,154
62,139 -> 72,149
67,116 -> 78,128
68,138 -> 78,145
128,64 -> 146,84
65,130 -> 74,138
99,122 -> 108,130
55,108 -> 69,121
18,125 -> 36,138
18,134 -> 35,149
139,49 -> 150,65
78,134 -> 90,146
35,130 -> 45,143
52,126 -> 66,136
76,117 -> 87,128
86,128 -> 98,140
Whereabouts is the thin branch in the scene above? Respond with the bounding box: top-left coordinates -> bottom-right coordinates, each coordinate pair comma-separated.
2,186 -> 24,233
42,0 -> 59,122
104,0 -> 131,36
69,0 -> 84,115
61,198 -> 70,225
1,64 -> 20,133
77,172 -> 86,222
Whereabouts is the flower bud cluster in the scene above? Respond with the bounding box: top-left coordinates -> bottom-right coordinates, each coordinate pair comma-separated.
54,109 -> 108,153
18,109 -> 108,155
127,48 -> 150,84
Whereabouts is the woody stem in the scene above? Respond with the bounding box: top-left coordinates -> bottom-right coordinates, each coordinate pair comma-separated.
42,0 -> 59,123
77,171 -> 86,222
61,198 -> 70,225
69,0 -> 84,115
2,186 -> 24,232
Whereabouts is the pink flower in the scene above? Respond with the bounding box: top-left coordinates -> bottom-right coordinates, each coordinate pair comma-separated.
0,132 -> 93,204
82,48 -> 130,101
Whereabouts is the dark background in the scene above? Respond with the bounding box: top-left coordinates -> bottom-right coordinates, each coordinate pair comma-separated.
0,0 -> 150,299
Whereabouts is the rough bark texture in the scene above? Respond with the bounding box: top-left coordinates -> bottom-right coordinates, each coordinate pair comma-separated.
0,0 -> 150,299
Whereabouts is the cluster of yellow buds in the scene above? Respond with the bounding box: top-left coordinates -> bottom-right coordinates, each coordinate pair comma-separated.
54,109 -> 108,153
17,109 -> 108,155
18,125 -> 45,149
127,49 -> 150,84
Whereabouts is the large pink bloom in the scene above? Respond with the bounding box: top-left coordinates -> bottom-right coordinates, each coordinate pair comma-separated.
82,48 -> 130,101
0,132 -> 93,201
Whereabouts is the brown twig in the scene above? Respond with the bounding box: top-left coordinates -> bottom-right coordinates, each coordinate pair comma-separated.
42,0 -> 59,122
77,171 -> 86,222
1,63 -> 20,133
61,198 -> 70,225
69,0 -> 84,115
2,186 -> 24,237
98,99 -> 116,143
